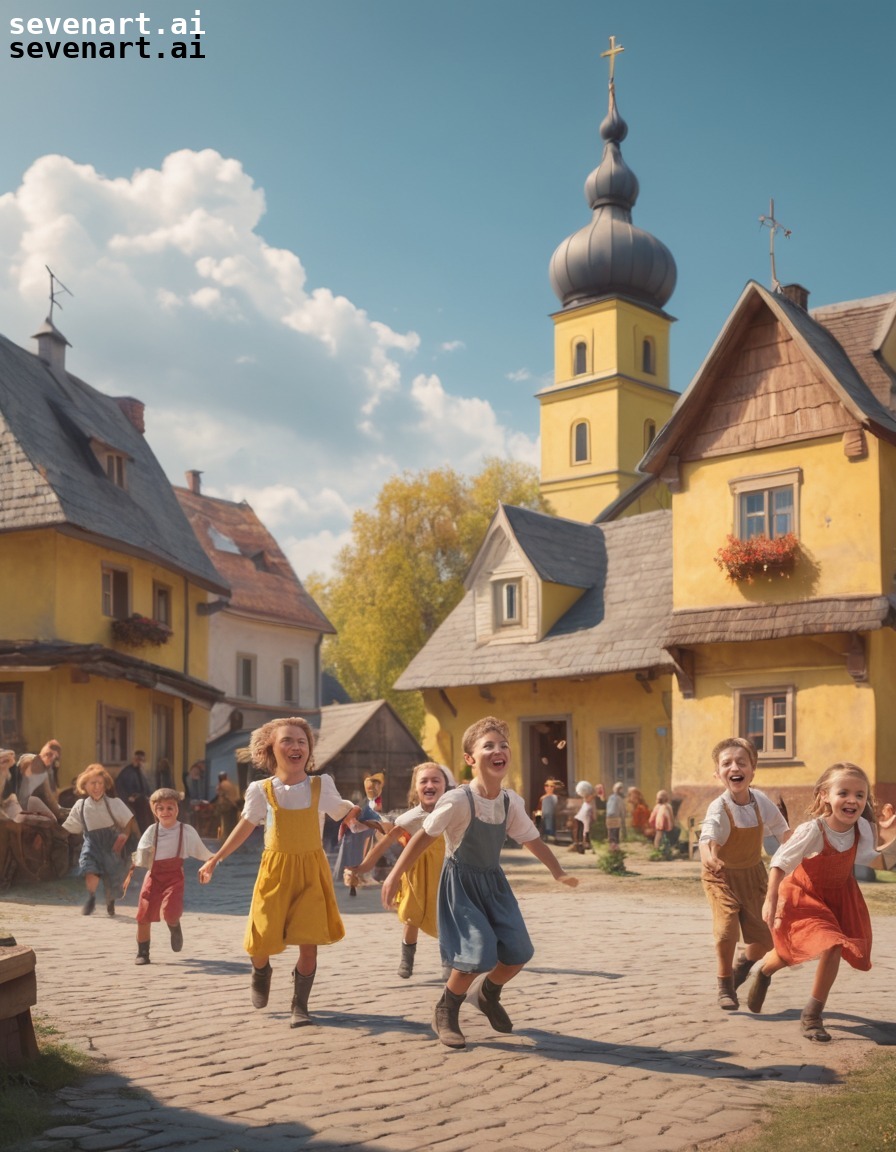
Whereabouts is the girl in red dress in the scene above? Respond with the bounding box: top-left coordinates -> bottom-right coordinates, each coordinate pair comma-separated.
746,763 -> 878,1041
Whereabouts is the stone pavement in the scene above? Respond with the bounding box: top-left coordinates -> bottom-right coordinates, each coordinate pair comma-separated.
2,841 -> 894,1152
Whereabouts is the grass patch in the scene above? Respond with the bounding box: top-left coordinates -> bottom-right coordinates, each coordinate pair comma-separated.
0,1014 -> 99,1150
594,847 -> 630,875
716,1048 -> 896,1152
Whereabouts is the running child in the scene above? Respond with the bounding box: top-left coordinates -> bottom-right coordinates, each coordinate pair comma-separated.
345,761 -> 452,979
63,765 -> 137,917
198,717 -> 360,1027
698,738 -> 790,1010
131,788 -> 213,964
381,717 -> 578,1050
746,762 -> 877,1042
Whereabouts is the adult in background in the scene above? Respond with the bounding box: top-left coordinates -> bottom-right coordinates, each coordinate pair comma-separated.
116,750 -> 154,832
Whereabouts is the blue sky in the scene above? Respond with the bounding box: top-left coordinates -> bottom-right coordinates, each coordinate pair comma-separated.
1,1 -> 893,575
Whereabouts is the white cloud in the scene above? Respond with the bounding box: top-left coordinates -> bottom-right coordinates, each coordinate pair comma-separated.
440,339 -> 465,352
506,368 -> 531,381
0,149 -> 536,575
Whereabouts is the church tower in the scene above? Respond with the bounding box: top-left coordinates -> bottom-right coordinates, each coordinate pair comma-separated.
540,40 -> 678,522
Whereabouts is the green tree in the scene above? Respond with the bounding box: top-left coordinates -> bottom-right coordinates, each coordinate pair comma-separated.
307,459 -> 549,736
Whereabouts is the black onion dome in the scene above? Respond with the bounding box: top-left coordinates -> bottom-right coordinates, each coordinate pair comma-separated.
549,84 -> 676,310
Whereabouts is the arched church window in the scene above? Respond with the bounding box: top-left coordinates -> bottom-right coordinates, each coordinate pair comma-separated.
573,421 -> 589,464
574,341 -> 587,376
642,338 -> 655,375
644,419 -> 656,451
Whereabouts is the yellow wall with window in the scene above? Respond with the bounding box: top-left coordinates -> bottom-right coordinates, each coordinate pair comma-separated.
418,673 -> 672,814
672,439 -> 882,610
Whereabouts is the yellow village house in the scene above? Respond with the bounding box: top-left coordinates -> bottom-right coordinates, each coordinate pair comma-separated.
397,64 -> 896,825
0,317 -> 229,787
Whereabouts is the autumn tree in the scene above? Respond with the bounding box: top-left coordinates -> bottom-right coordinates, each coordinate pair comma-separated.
307,459 -> 549,735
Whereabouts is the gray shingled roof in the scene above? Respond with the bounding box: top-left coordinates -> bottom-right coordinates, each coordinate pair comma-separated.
396,509 -> 674,689
499,504 -> 604,588
665,596 -> 896,646
0,329 -> 227,593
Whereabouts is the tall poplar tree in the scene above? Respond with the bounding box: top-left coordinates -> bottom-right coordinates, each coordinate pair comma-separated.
308,459 -> 549,735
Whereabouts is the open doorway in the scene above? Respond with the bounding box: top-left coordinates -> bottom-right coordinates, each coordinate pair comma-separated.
521,718 -> 570,817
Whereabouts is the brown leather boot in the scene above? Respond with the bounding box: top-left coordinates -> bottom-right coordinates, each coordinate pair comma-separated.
747,968 -> 772,1013
432,989 -> 466,1049
250,962 -> 272,1009
291,967 -> 316,1027
397,942 -> 416,979
800,997 -> 831,1042
732,953 -> 754,990
477,977 -> 513,1033
717,975 -> 738,1011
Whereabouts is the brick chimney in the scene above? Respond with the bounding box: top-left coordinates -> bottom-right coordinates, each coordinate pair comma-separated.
32,318 -> 70,373
186,470 -> 203,495
781,283 -> 810,310
115,396 -> 146,434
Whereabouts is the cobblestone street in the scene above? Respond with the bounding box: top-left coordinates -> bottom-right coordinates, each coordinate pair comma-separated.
3,842 -> 895,1152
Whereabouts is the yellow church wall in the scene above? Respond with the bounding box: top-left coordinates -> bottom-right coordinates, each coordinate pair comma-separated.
551,298 -> 671,386
419,673 -> 672,809
673,439 -> 883,610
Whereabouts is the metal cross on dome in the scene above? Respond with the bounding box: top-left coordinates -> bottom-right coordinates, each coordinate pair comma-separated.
758,199 -> 792,293
601,35 -> 624,86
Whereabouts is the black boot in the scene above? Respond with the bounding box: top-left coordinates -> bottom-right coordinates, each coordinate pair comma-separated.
291,967 -> 316,1028
168,922 -> 184,952
135,940 -> 150,966
432,988 -> 466,1049
477,977 -> 513,1033
398,942 -> 416,979
250,962 -> 272,1009
82,893 -> 96,916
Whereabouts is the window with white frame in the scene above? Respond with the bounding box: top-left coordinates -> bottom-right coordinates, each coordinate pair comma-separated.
735,686 -> 794,759
101,566 -> 130,619
572,420 -> 589,464
98,703 -> 132,766
236,653 -> 256,700
494,579 -> 522,627
105,452 -> 127,488
153,582 -> 172,626
729,468 -> 801,540
282,660 -> 299,705
601,728 -> 640,790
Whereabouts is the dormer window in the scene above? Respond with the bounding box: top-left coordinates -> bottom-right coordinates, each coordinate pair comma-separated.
106,453 -> 126,487
90,438 -> 131,488
573,341 -> 587,376
495,579 -> 522,627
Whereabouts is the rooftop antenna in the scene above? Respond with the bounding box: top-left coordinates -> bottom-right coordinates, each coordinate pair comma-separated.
601,34 -> 625,88
45,265 -> 73,324
758,199 -> 791,292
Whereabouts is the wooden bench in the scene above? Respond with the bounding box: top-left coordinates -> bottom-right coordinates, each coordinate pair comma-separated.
0,942 -> 38,1066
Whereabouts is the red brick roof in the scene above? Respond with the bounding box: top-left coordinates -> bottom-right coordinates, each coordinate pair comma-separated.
174,488 -> 334,633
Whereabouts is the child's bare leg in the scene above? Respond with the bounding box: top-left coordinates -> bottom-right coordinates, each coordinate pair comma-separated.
715,935 -> 737,977
136,924 -> 151,943
85,873 -> 99,894
487,961 -> 524,986
296,944 -> 317,977
801,946 -> 841,1042
402,924 -> 419,945
809,945 -> 841,1006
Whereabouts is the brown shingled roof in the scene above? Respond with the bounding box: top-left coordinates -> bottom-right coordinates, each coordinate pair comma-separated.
174,488 -> 334,633
665,596 -> 896,646
813,292 -> 896,412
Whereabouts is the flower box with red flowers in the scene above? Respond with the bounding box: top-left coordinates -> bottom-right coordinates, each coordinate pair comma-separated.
111,613 -> 172,648
714,533 -> 800,583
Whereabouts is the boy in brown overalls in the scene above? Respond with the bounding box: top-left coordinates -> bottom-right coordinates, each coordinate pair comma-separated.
699,738 -> 791,1010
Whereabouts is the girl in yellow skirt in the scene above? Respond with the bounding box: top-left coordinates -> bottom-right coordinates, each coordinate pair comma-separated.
345,762 -> 453,979
199,717 -> 360,1027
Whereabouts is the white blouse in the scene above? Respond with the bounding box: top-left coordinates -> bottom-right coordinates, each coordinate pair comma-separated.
769,817 -> 878,874
133,821 -> 213,870
422,784 -> 539,857
699,789 -> 790,845
240,773 -> 353,834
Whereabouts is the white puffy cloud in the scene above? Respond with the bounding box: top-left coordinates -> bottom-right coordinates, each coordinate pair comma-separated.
0,149 -> 537,575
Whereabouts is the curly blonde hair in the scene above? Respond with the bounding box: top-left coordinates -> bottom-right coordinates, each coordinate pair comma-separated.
808,763 -> 875,823
75,764 -> 114,795
249,717 -> 316,775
